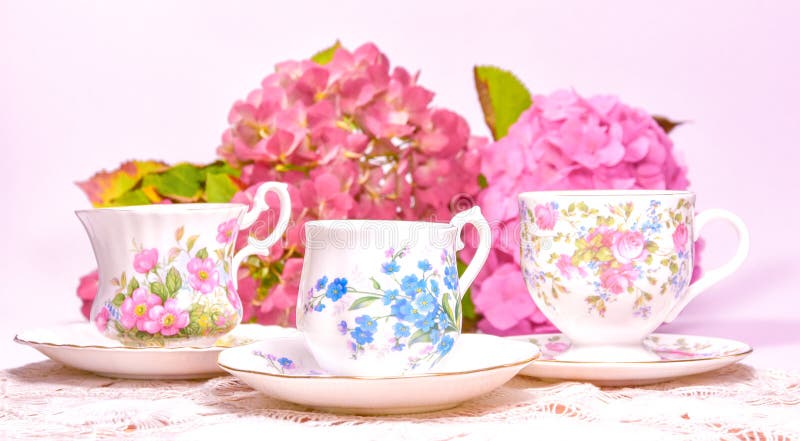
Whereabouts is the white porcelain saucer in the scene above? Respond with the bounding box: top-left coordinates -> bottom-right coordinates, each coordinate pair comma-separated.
218,331 -> 539,415
511,333 -> 752,386
14,323 -> 296,379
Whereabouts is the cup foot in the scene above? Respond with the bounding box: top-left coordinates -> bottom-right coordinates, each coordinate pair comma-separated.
555,343 -> 660,362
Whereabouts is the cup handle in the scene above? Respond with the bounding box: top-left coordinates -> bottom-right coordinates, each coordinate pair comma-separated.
230,182 -> 292,289
663,208 -> 750,323
449,206 -> 492,298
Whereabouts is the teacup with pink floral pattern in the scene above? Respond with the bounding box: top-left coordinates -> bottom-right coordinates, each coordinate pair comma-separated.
77,182 -> 290,348
518,190 -> 749,361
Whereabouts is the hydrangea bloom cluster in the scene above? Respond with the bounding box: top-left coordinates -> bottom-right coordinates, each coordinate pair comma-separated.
473,89 -> 695,335
217,43 -> 485,325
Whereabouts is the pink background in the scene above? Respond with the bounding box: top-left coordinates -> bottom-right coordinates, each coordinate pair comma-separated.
1,0 -> 798,368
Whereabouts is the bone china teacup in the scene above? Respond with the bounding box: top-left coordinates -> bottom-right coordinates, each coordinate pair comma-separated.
518,190 -> 749,361
296,207 -> 491,376
77,182 -> 290,348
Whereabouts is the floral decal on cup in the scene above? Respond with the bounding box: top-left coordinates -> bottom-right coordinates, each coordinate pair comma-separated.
96,221 -> 241,346
303,245 -> 460,370
521,199 -> 693,319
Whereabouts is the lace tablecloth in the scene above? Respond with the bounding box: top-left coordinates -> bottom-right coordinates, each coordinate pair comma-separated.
1,361 -> 798,440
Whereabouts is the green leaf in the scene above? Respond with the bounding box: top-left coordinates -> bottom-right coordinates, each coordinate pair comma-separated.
645,241 -> 659,253
408,329 -> 432,346
112,293 -> 126,307
203,160 -> 241,178
175,226 -> 184,242
473,65 -> 532,140
186,235 -> 199,253
150,282 -> 168,301
109,189 -> 152,206
196,247 -> 208,259
166,267 -> 182,294
652,115 -> 684,134
127,277 -> 140,295
311,40 -> 342,65
348,296 -> 380,310
142,163 -> 204,202
370,277 -> 381,290
205,173 -> 240,203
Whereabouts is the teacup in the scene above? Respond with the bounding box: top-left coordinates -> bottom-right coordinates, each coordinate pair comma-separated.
77,182 -> 290,348
518,190 -> 749,361
296,207 -> 491,376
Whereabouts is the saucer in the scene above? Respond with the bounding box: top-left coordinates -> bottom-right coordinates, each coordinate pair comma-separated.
510,333 -> 752,386
14,323 -> 295,379
217,331 -> 539,415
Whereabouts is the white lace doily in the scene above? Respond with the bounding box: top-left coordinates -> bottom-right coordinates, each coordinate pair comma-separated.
1,361 -> 798,440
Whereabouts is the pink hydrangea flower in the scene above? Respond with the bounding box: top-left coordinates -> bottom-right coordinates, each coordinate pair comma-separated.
472,263 -> 537,331
120,288 -> 162,331
95,306 -> 109,332
215,42 -> 485,326
187,258 -> 219,294
133,248 -> 158,274
143,299 -> 189,336
673,222 -> 689,254
475,88 -> 692,334
259,258 -> 302,327
691,237 -> 705,283
77,270 -> 99,319
235,274 -> 259,323
611,230 -> 646,263
217,218 -> 238,244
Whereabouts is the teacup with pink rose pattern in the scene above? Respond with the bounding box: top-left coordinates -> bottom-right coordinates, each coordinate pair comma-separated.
77,182 -> 290,348
518,190 -> 749,361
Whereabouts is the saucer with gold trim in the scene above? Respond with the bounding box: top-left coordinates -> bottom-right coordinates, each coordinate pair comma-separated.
510,333 -> 752,386
14,323 -> 295,379
217,330 -> 539,415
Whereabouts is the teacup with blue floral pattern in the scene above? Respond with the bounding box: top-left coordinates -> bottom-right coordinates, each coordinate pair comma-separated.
297,207 -> 491,376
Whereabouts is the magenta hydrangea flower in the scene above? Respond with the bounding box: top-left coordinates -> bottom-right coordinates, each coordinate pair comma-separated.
120,287 -> 162,331
473,88 -> 692,335
143,299 -> 189,336
133,248 -> 158,274
187,257 -> 219,294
